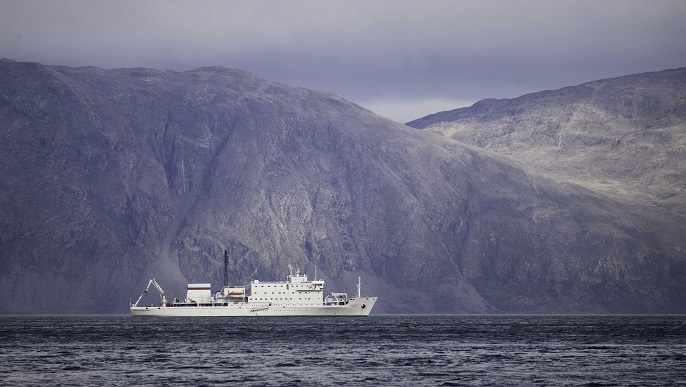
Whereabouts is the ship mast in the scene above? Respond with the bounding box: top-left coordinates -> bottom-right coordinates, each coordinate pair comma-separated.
223,250 -> 229,287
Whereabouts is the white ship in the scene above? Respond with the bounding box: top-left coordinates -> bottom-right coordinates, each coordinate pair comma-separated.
130,259 -> 377,316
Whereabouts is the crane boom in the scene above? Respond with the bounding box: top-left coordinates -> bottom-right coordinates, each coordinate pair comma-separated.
131,278 -> 167,307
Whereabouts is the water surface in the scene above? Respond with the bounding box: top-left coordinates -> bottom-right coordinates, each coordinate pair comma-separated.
1,315 -> 685,385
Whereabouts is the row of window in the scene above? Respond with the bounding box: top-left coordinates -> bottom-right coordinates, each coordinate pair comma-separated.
253,297 -> 313,301
254,284 -> 318,288
253,290 -> 320,295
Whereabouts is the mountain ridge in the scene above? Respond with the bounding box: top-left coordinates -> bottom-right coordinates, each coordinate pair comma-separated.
1,60 -> 685,314
407,67 -> 686,215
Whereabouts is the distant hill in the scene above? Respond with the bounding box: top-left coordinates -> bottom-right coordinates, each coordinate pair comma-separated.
408,68 -> 686,215
1,59 -> 685,314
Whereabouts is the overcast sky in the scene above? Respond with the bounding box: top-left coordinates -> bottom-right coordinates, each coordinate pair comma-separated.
2,0 -> 686,122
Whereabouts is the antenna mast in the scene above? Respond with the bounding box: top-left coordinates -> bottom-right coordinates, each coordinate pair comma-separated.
223,250 -> 229,287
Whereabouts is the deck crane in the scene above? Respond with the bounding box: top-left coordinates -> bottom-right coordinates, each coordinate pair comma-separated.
131,278 -> 167,307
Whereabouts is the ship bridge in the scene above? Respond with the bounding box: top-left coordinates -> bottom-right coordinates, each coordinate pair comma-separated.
248,266 -> 324,306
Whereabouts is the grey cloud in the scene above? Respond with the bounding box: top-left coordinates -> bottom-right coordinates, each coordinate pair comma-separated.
2,0 -> 686,121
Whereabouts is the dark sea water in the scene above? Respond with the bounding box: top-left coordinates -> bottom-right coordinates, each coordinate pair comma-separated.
1,315 -> 685,386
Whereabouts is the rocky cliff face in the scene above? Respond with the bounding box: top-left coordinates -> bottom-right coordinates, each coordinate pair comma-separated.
408,68 -> 686,215
2,59 -> 685,314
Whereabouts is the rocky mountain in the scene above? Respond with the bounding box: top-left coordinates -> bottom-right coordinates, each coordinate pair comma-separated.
1,59 -> 685,314
408,68 -> 686,215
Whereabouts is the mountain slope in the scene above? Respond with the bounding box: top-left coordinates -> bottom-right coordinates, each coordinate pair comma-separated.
408,68 -> 686,214
2,59 -> 686,314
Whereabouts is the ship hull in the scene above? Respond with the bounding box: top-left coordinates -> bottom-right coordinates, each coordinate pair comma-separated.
130,297 -> 377,317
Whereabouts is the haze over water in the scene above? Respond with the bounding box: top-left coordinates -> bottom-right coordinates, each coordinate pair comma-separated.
1,315 -> 685,385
